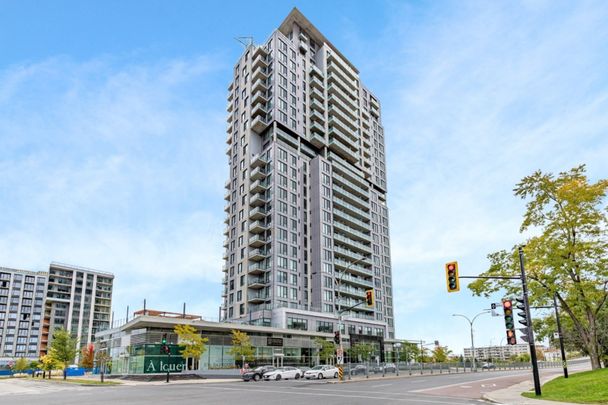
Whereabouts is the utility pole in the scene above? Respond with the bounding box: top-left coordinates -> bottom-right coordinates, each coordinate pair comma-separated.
518,246 -> 541,396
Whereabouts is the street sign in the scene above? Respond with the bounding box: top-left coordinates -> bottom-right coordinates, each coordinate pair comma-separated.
336,347 -> 344,357
553,332 -> 560,339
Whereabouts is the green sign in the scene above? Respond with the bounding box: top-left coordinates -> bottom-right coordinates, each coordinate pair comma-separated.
143,356 -> 186,374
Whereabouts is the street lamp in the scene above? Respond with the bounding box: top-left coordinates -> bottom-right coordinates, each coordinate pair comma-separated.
394,342 -> 402,376
452,311 -> 490,372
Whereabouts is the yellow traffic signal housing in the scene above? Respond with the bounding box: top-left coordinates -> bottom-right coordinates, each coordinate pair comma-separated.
445,261 -> 460,292
365,289 -> 375,307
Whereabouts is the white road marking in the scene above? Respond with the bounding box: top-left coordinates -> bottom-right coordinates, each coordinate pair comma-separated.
202,385 -> 471,404
460,385 -> 472,388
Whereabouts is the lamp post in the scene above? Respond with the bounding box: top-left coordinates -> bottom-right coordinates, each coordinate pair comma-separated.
452,311 -> 490,372
394,342 -> 402,376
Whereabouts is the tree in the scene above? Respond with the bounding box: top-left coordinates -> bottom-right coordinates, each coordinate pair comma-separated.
398,341 -> 420,363
227,330 -> 255,367
80,344 -> 95,369
95,350 -> 112,383
13,357 -> 29,374
29,360 -> 40,377
314,337 -> 336,364
174,324 -> 208,370
432,346 -> 452,363
49,328 -> 78,379
469,165 -> 608,369
348,343 -> 374,362
40,352 -> 59,379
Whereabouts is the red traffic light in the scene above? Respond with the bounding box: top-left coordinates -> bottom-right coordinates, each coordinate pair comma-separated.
503,300 -> 512,309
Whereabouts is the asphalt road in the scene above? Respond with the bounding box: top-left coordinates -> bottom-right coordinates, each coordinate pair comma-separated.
0,364 -> 587,405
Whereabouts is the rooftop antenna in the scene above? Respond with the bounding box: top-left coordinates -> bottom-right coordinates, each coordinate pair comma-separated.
235,36 -> 254,48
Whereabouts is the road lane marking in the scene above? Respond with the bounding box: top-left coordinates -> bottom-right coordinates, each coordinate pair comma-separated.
410,373 -> 530,393
202,385 -> 473,404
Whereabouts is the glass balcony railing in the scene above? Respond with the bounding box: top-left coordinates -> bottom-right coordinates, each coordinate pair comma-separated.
333,231 -> 372,254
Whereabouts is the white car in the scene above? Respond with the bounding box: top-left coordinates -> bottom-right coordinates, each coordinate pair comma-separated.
263,366 -> 302,381
304,365 -> 339,379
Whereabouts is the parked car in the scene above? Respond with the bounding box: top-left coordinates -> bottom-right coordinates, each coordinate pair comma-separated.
263,367 -> 302,381
383,363 -> 397,373
481,362 -> 496,370
349,365 -> 367,376
242,365 -> 275,382
304,365 -> 339,379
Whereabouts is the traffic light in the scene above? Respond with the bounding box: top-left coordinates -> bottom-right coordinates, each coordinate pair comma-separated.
334,331 -> 340,345
502,299 -> 517,345
515,297 -> 531,343
162,333 -> 167,345
445,262 -> 460,293
365,289 -> 375,307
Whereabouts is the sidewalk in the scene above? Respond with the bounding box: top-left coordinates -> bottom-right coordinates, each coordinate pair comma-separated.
483,376 -> 576,405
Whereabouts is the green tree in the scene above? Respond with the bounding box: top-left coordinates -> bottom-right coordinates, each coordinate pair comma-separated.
13,357 -> 29,374
80,344 -> 95,369
49,328 -> 78,379
432,346 -> 452,363
29,360 -> 40,377
397,341 -> 420,363
348,343 -> 374,362
174,324 -> 208,370
469,165 -> 608,370
314,337 -> 336,364
40,352 -> 59,379
227,330 -> 255,367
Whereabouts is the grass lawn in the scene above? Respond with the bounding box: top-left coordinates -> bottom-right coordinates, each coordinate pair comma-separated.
522,368 -> 608,404
44,378 -> 121,385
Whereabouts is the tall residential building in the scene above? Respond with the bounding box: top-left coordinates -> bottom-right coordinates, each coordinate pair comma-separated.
0,267 -> 47,361
221,8 -> 394,342
41,262 -> 114,355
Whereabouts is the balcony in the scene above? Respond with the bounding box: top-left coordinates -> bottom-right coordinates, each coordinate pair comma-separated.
334,221 -> 371,243
227,101 -> 234,113
251,90 -> 268,106
252,54 -> 268,71
250,179 -> 270,193
311,86 -> 325,101
328,94 -> 358,121
310,98 -> 325,113
251,103 -> 267,118
335,258 -> 372,276
252,78 -> 268,93
248,248 -> 270,262
250,154 -> 268,168
328,119 -> 357,146
333,184 -> 368,210
221,264 -> 228,273
247,290 -> 270,303
339,273 -> 374,289
251,66 -> 268,83
310,120 -> 325,136
336,298 -> 374,312
310,134 -> 326,148
310,109 -> 325,124
249,193 -> 268,207
327,83 -> 358,111
249,166 -> 268,181
249,206 -> 268,220
333,196 -> 369,219
251,115 -> 270,134
248,262 -> 269,275
223,203 -> 230,213
223,226 -> 229,236
223,238 -> 229,248
333,173 -> 369,200
329,105 -> 357,132
327,53 -> 358,83
248,234 -> 269,248
252,45 -> 268,59
333,209 -> 370,232
309,74 -> 324,90
329,137 -> 358,164
248,274 -> 270,288
222,250 -> 229,260
337,285 -> 367,299
249,220 -> 270,234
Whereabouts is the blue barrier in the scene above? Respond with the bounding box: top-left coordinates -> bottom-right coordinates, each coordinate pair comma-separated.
65,367 -> 85,377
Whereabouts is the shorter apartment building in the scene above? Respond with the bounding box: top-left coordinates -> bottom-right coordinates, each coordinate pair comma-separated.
0,267 -> 47,364
464,344 -> 531,360
95,309 -> 400,375
0,262 -> 114,366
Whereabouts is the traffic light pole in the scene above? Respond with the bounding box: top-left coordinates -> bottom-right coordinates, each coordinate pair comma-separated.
518,247 -> 541,396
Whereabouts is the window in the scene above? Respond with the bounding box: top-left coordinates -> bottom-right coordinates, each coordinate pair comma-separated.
316,321 -> 333,333
277,285 -> 288,298
287,317 -> 307,330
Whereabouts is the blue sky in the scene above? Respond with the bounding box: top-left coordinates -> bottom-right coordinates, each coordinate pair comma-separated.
1,1 -> 607,353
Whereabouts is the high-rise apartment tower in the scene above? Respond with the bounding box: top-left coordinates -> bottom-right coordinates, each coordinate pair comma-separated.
221,8 -> 394,341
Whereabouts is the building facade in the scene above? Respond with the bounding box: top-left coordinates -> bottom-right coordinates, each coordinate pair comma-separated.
95,311 -> 399,374
0,267 -> 47,362
464,344 -> 531,360
41,262 -> 114,356
221,9 -> 394,342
